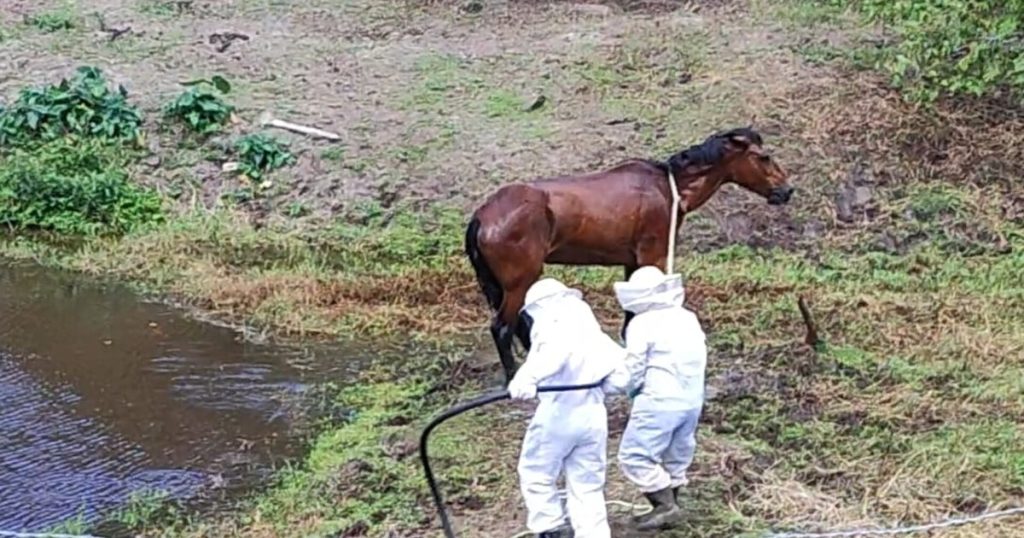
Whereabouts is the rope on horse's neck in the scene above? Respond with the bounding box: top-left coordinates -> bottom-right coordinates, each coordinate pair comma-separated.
666,167 -> 682,275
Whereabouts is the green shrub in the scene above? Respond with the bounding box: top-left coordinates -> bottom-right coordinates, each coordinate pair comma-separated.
25,9 -> 76,32
235,133 -> 294,181
163,76 -> 234,134
0,139 -> 162,235
0,66 -> 144,146
854,0 -> 1024,101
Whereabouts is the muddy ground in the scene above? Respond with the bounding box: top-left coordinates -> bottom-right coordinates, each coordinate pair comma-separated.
5,0 -> 1020,254
3,0 -> 1024,537
5,0 -> 821,248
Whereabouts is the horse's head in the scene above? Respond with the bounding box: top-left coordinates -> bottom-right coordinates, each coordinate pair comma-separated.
721,129 -> 793,206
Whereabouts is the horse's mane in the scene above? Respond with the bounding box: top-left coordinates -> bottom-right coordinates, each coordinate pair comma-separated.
657,127 -> 763,171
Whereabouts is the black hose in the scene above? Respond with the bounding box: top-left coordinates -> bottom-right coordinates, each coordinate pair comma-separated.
418,380 -> 606,538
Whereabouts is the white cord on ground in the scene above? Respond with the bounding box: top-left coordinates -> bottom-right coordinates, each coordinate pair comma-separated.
763,506 -> 1024,538
0,531 -> 104,538
606,498 -> 653,516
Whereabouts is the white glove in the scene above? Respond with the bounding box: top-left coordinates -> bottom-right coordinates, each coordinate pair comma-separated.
507,378 -> 537,400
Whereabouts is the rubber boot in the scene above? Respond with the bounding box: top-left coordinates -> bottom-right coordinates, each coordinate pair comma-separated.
636,487 -> 682,531
632,486 -> 674,523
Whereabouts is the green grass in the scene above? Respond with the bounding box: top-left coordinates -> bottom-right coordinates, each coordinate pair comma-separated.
774,0 -> 1024,102
769,0 -> 852,27
0,139 -> 163,235
253,377 -> 437,534
320,146 -> 345,162
25,6 -> 77,32
567,24 -> 708,117
110,489 -> 180,530
482,89 -> 524,118
6,195 -> 1021,536
670,241 -> 1024,534
401,53 -> 482,112
46,512 -> 90,535
137,0 -> 182,17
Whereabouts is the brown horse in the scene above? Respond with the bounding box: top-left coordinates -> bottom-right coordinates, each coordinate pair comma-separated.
464,127 -> 793,382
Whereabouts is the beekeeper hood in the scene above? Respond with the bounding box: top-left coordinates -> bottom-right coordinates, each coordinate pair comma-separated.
516,277 -> 623,391
614,266 -> 685,315
521,278 -> 587,324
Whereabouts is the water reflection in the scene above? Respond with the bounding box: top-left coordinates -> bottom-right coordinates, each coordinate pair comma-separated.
0,261 -> 366,531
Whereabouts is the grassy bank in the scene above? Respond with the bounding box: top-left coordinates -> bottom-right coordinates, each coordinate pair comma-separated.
87,228 -> 1023,537
3,0 -> 1024,537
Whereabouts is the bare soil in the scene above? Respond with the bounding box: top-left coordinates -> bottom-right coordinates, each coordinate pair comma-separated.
4,0 -> 813,249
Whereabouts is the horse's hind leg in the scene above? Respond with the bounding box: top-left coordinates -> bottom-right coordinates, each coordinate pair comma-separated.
478,199 -> 548,381
514,309 -> 532,351
485,255 -> 544,381
621,264 -> 638,340
489,269 -> 542,385
490,316 -> 517,384
504,282 -> 534,353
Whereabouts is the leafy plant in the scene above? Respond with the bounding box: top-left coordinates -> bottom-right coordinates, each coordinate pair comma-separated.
0,138 -> 162,235
850,0 -> 1024,101
234,133 -> 294,181
0,66 -> 143,147
163,76 -> 234,135
25,9 -> 76,32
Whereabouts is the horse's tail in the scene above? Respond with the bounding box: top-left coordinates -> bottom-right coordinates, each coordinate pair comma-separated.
465,216 -> 503,313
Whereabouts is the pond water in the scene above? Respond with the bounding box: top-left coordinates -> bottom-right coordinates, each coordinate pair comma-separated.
0,261 -> 368,532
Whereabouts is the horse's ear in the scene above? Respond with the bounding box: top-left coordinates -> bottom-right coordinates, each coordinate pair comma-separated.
728,132 -> 752,149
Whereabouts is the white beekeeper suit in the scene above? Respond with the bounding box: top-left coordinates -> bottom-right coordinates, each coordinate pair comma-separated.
507,278 -> 629,538
614,266 -> 707,531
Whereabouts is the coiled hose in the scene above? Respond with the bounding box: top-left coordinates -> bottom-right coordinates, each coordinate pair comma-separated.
418,380 -> 606,538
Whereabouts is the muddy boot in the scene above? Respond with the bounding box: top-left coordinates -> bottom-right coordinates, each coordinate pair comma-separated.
672,486 -> 680,505
636,487 -> 682,531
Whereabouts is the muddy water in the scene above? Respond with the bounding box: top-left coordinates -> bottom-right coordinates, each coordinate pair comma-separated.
0,261 -> 368,532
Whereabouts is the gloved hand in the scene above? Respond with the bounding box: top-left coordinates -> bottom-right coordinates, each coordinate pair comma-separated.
508,378 -> 537,400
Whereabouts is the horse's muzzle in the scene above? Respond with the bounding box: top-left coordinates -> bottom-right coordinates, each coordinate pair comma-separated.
767,186 -> 794,205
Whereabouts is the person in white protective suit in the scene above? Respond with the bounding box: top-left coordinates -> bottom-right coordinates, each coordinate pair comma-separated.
614,266 -> 707,531
507,277 -> 630,538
